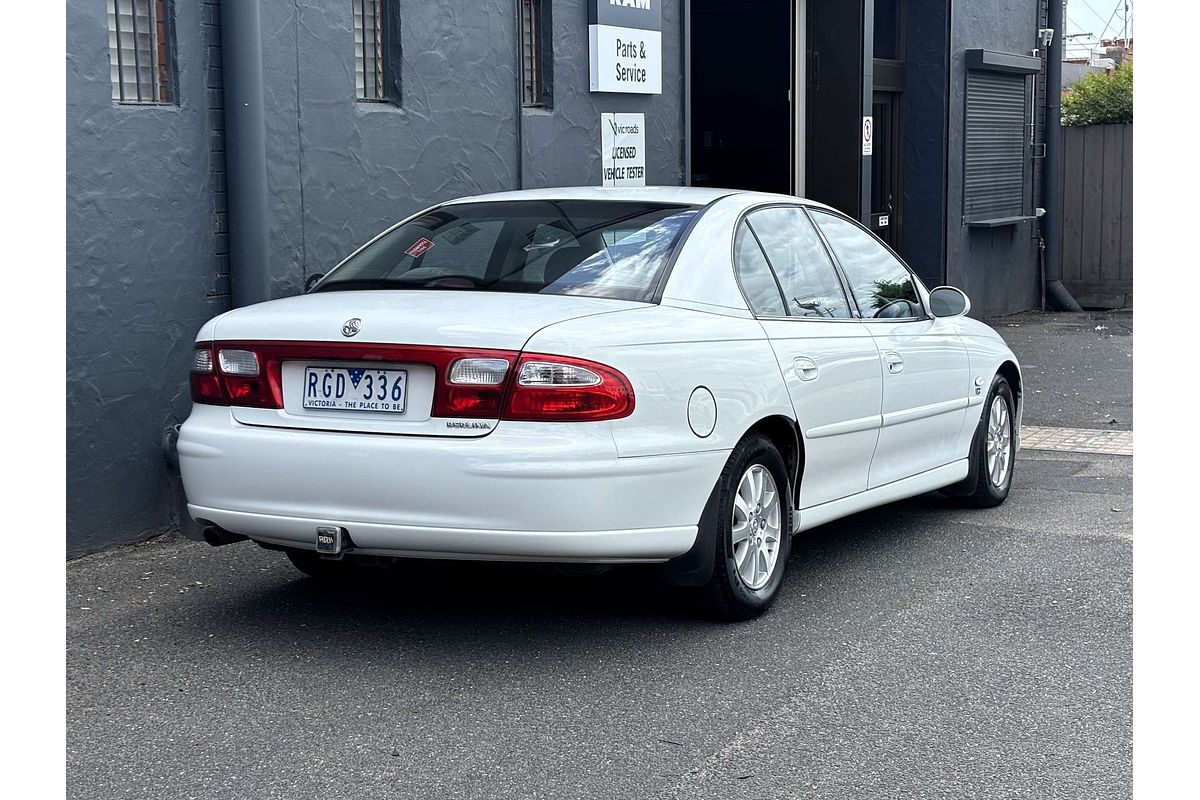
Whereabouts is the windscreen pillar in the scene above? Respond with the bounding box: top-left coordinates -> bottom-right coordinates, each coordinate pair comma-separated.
219,0 -> 271,307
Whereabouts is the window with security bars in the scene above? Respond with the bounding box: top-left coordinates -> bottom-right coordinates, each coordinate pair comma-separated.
354,0 -> 386,101
521,0 -> 552,108
963,70 -> 1029,223
107,0 -> 173,104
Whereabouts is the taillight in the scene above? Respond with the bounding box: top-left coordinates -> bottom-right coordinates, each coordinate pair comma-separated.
502,354 -> 634,421
436,357 -> 513,418
187,342 -> 633,421
189,343 -> 282,408
189,345 -> 227,405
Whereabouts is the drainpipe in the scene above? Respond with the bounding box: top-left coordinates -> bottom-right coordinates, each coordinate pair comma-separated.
513,0 -> 524,190
219,0 -> 271,307
1041,0 -> 1083,312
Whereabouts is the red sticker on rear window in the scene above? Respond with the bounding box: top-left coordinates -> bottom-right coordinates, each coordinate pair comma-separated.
405,237 -> 435,258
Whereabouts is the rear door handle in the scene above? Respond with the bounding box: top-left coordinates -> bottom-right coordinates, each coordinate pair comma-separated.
793,356 -> 819,382
883,351 -> 905,374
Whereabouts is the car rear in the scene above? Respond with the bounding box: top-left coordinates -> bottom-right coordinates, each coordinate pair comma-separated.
177,196 -> 722,562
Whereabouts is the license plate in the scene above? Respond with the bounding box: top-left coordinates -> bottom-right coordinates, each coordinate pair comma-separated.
303,366 -> 408,413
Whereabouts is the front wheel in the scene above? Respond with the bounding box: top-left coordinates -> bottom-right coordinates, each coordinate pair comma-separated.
964,375 -> 1016,507
703,433 -> 793,621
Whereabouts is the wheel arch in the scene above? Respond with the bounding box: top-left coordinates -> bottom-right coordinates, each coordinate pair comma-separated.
745,414 -> 804,511
997,359 -> 1022,405
661,413 -> 804,588
996,359 -> 1023,449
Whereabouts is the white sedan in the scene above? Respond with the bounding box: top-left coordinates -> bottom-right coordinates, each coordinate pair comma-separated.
178,186 -> 1021,620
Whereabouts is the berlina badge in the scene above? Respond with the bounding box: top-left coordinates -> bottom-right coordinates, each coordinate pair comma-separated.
341,318 -> 362,337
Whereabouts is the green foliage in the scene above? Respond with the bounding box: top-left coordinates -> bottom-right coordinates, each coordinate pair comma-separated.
870,278 -> 918,310
1062,64 -> 1133,126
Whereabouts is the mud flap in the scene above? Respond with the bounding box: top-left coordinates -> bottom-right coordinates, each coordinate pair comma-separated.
942,404 -> 987,497
660,480 -> 722,587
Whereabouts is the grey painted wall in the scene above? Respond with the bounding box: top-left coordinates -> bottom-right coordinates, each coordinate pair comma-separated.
67,0 -> 226,556
258,2 -> 524,297
944,0 -> 1043,316
521,1 -> 685,188
258,0 -> 683,298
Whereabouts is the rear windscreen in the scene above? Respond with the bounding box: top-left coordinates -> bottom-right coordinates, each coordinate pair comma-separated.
313,200 -> 701,303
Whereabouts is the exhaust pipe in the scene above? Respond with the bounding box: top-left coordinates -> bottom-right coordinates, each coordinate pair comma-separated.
201,524 -> 249,547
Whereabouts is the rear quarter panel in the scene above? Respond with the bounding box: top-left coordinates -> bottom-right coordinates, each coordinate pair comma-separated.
523,305 -> 792,459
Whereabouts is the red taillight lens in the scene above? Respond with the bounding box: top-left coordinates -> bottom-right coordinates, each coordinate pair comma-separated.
190,345 -> 227,405
221,375 -> 277,407
189,343 -> 282,408
502,354 -> 635,421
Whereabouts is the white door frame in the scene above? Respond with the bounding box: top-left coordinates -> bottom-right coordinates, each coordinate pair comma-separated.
793,0 -> 806,196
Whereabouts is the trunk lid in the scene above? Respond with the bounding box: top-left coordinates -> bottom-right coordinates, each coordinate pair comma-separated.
209,291 -> 641,436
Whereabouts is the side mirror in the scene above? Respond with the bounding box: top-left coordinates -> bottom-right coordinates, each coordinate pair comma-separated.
304,273 -> 325,293
928,286 -> 971,318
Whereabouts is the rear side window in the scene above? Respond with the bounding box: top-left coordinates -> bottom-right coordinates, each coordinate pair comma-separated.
733,222 -> 786,316
744,207 -> 851,319
809,210 -> 923,319
315,200 -> 700,303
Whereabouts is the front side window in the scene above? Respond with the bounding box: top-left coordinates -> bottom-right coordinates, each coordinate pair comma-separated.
743,207 -> 851,319
107,0 -> 173,103
316,201 -> 700,303
810,210 -> 923,319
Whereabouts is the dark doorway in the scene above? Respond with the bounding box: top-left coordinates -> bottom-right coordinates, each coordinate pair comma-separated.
805,0 -> 869,218
870,91 -> 902,247
689,0 -> 792,194
870,0 -> 905,247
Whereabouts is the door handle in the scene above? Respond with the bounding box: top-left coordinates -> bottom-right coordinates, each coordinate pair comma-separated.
793,356 -> 819,382
883,351 -> 905,374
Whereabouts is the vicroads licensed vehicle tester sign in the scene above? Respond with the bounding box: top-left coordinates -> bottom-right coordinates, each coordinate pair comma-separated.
589,0 -> 662,94
601,113 -> 646,186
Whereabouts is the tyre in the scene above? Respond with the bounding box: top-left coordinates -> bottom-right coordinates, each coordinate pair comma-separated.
963,375 -> 1016,508
285,548 -> 358,579
703,433 -> 793,621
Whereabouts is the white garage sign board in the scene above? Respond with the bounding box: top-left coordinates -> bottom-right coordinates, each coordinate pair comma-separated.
601,113 -> 646,187
588,1 -> 662,95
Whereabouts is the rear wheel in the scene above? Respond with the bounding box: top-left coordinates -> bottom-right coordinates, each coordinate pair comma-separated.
703,433 -> 792,621
285,548 -> 358,579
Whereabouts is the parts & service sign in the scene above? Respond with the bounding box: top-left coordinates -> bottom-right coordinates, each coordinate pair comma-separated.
589,0 -> 663,94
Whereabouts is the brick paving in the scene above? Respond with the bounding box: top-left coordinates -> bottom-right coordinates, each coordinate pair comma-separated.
1021,424 -> 1133,456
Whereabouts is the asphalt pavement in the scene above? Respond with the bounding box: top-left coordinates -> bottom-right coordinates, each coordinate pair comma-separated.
986,310 -> 1133,431
67,446 -> 1132,799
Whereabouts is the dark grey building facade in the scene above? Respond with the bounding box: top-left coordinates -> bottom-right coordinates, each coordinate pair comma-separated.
67,0 -> 1054,554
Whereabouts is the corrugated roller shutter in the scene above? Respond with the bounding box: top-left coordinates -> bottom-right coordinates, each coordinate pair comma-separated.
964,71 -> 1027,222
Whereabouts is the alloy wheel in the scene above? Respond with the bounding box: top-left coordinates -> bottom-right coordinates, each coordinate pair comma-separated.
731,464 -> 782,590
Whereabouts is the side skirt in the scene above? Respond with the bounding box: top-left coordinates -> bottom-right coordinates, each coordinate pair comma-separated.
795,460 -> 970,533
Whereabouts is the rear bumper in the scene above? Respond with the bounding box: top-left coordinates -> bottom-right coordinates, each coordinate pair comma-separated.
178,405 -> 728,562
188,505 -> 695,562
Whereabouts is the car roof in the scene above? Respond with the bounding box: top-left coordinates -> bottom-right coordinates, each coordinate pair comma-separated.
441,185 -> 845,214
443,185 -> 739,206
